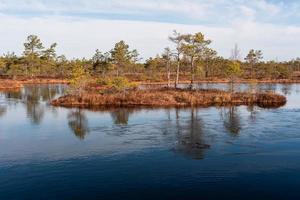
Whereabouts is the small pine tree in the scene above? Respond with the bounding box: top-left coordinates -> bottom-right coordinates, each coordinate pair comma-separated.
69,64 -> 90,96
225,61 -> 243,92
107,77 -> 138,93
0,59 -> 5,75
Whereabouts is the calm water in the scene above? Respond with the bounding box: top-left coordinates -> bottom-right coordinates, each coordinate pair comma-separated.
0,84 -> 300,199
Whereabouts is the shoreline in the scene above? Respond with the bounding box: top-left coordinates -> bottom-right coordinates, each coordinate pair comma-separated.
0,80 -> 23,91
0,78 -> 69,91
137,79 -> 300,85
1,77 -> 300,90
20,78 -> 69,84
1,77 -> 299,93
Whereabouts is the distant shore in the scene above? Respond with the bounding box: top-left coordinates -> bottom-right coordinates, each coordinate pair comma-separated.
137,79 -> 300,86
0,78 -> 68,91
1,77 -> 300,91
0,80 -> 23,91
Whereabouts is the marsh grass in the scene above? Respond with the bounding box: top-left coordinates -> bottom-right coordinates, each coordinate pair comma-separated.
51,88 -> 286,108
0,79 -> 23,91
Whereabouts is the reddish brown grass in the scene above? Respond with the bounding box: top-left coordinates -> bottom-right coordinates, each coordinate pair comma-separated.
51,88 -> 287,109
0,78 -> 69,91
0,80 -> 23,91
20,78 -> 68,84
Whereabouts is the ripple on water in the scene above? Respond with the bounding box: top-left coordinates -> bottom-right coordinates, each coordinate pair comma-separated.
0,84 -> 300,199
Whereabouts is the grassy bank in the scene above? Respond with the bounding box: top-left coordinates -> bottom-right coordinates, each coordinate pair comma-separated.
0,80 -> 23,91
51,88 -> 287,109
1,76 -> 300,90
19,78 -> 68,84
137,79 -> 300,85
0,78 -> 68,90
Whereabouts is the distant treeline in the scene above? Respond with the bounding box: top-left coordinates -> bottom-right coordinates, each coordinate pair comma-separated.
0,32 -> 300,81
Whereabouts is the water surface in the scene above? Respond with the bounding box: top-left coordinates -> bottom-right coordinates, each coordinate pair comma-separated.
0,83 -> 300,199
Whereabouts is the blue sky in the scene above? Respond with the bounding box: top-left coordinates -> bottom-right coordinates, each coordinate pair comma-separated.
1,0 -> 299,25
0,0 -> 300,60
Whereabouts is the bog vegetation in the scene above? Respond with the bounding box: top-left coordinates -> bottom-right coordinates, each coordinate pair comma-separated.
51,88 -> 287,109
1,31 -> 300,89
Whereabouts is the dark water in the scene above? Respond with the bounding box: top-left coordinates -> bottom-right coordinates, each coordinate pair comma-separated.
0,84 -> 300,199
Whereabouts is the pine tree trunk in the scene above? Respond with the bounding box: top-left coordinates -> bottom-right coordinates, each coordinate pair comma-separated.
205,60 -> 209,78
175,58 -> 180,89
190,58 -> 195,89
167,61 -> 171,88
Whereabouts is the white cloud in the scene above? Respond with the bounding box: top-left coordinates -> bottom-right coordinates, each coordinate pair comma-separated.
0,0 -> 206,14
0,0 -> 297,24
0,14 -> 300,61
0,0 -> 299,61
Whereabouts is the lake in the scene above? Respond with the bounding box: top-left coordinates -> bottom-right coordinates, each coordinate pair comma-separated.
0,83 -> 300,199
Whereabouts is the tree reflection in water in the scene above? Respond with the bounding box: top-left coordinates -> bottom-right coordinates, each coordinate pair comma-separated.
3,90 -> 22,105
247,105 -> 258,123
175,108 -> 210,160
25,87 -> 44,124
68,109 -> 89,140
265,84 -> 277,93
220,106 -> 242,137
110,108 -> 135,125
281,84 -> 292,95
2,84 -> 65,124
0,105 -> 7,118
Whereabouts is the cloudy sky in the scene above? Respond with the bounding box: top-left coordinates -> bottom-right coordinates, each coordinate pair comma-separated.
0,0 -> 300,60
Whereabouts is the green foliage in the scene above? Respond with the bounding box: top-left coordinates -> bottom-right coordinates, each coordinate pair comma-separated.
162,47 -> 172,63
69,64 -> 90,95
181,32 -> 212,58
0,59 -> 5,74
99,76 -> 137,92
169,30 -> 185,55
244,49 -> 263,78
23,35 -> 44,57
92,49 -> 113,74
41,43 -> 57,60
145,56 -> 165,71
96,76 -> 111,86
245,49 -> 263,64
0,33 -> 299,82
225,61 -> 243,81
274,65 -> 293,79
225,61 -> 243,92
181,32 -> 215,81
0,58 -> 5,67
110,40 -> 139,75
109,77 -> 131,90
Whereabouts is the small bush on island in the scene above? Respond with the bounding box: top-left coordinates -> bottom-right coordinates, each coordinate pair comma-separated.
69,64 -> 90,96
97,76 -> 137,93
96,77 -> 111,86
225,61 -> 243,92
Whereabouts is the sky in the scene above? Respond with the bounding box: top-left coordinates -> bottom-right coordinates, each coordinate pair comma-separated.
0,0 -> 300,61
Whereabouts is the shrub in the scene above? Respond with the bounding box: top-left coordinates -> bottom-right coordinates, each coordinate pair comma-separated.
96,77 -> 111,86
98,76 -> 137,92
109,77 -> 137,91
69,64 -> 90,95
225,61 -> 243,81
